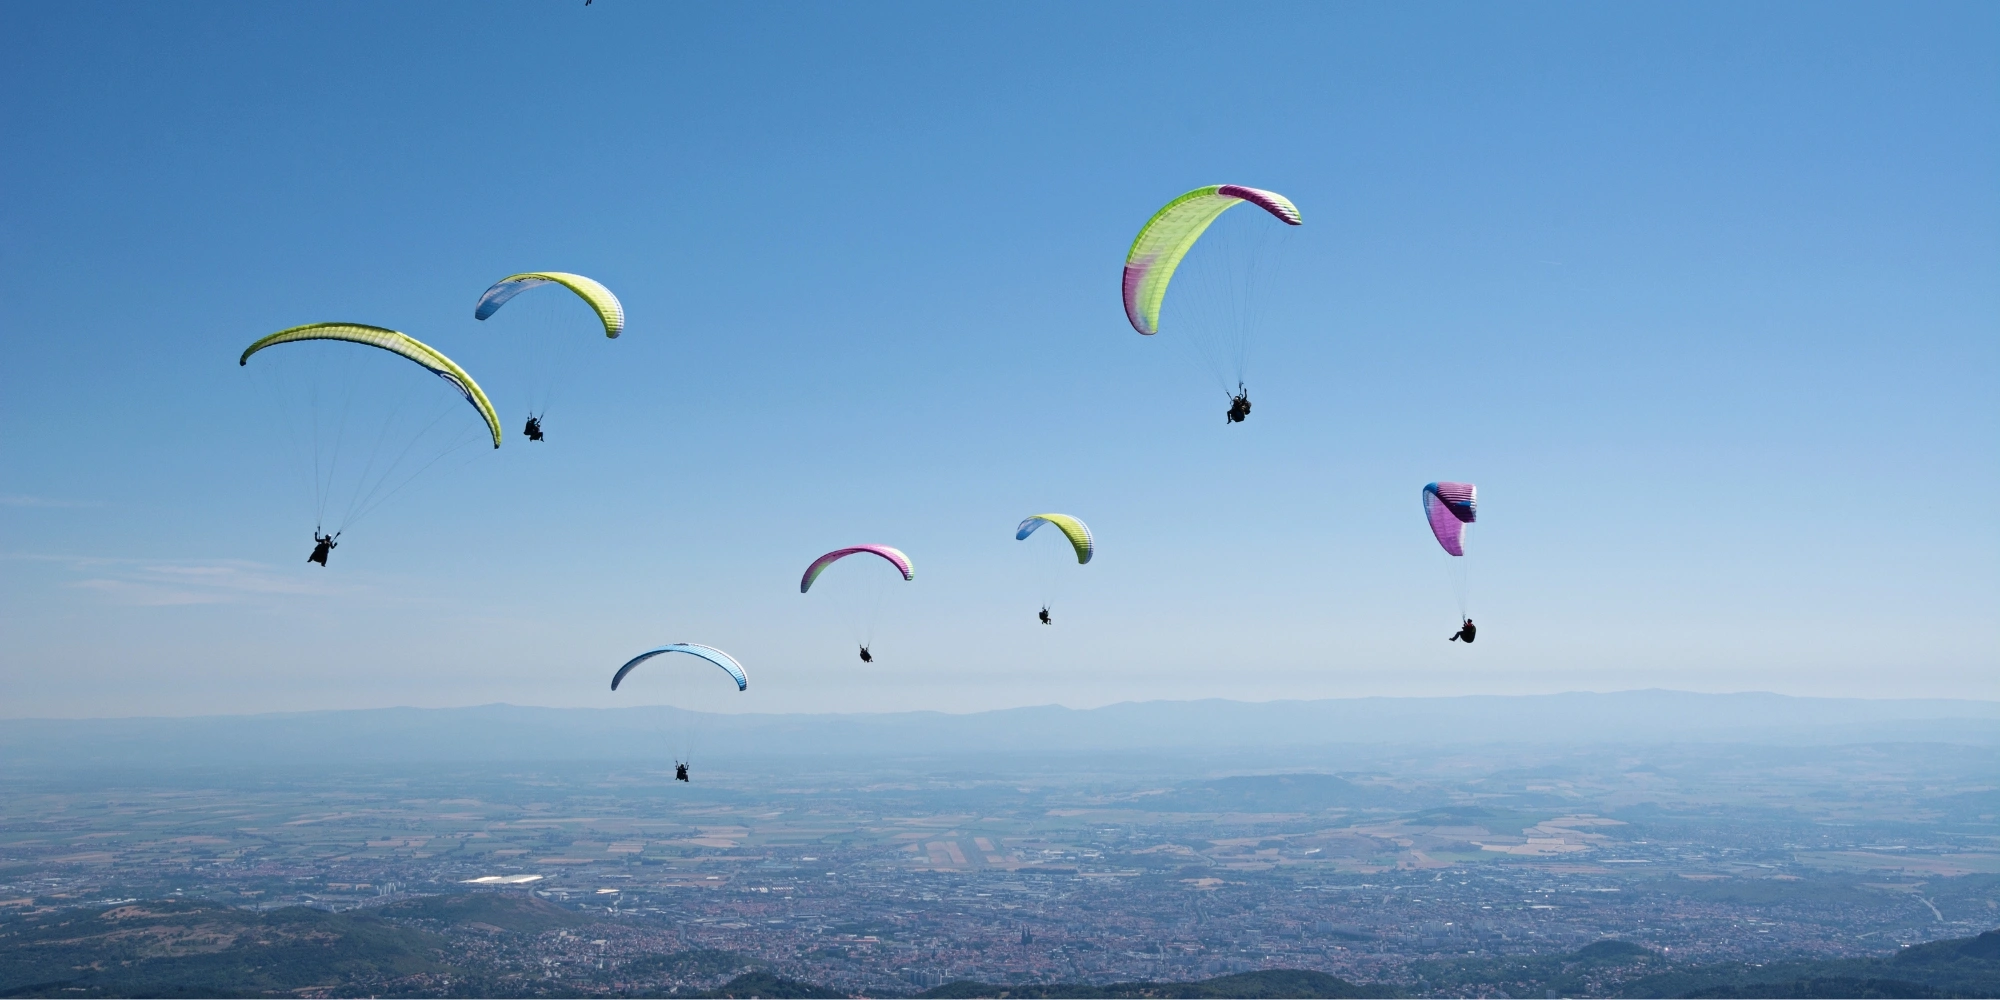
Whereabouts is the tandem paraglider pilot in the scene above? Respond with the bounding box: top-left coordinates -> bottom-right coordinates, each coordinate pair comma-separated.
1227,384 -> 1252,424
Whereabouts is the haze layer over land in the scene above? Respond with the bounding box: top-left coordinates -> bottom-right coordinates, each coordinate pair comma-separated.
2,693 -> 1996,996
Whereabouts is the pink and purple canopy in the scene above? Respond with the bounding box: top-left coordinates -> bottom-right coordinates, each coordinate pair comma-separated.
1423,482 -> 1478,557
799,545 -> 914,593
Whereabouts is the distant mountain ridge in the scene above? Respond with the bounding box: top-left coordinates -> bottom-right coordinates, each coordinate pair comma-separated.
1,690 -> 1995,771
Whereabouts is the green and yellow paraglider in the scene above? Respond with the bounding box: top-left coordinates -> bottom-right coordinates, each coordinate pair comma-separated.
240,322 -> 501,564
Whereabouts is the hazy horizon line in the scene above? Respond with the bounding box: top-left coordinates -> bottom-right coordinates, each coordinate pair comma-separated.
9,686 -> 1998,724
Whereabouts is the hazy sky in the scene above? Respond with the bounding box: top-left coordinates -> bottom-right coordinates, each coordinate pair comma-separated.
2,2 -> 1994,718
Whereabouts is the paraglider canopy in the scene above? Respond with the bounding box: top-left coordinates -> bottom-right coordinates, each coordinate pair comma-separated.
1423,482 -> 1478,557
611,643 -> 748,691
1016,514 -> 1094,565
240,323 -> 503,449
1123,184 -> 1301,337
800,545 -> 914,593
475,272 -> 626,339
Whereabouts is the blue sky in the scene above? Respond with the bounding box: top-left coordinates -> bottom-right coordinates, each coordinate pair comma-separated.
2,2 -> 1994,718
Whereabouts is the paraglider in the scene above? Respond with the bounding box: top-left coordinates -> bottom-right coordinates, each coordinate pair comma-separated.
1422,482 -> 1477,557
1015,514 -> 1093,565
610,643 -> 748,781
240,324 -> 501,447
800,545 -> 915,592
476,271 -> 625,338
801,546 -> 913,661
611,643 -> 749,692
1017,514 -> 1092,624
473,272 -> 624,441
240,323 -> 501,561
1424,482 -> 1479,640
1124,185 -> 1301,419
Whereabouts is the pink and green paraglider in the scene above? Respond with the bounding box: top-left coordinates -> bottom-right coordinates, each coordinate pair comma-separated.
799,545 -> 914,593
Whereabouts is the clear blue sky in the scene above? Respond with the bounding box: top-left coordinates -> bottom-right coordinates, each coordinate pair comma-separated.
2,2 -> 1994,717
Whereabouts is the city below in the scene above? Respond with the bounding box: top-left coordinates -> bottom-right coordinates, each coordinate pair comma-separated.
1,695 -> 1996,997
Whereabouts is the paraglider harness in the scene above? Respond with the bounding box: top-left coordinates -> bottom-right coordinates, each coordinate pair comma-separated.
308,530 -> 339,567
1450,619 -> 1476,643
674,761 -> 689,782
524,415 -> 544,442
1038,606 -> 1052,625
1226,384 -> 1251,424
858,644 -> 873,664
